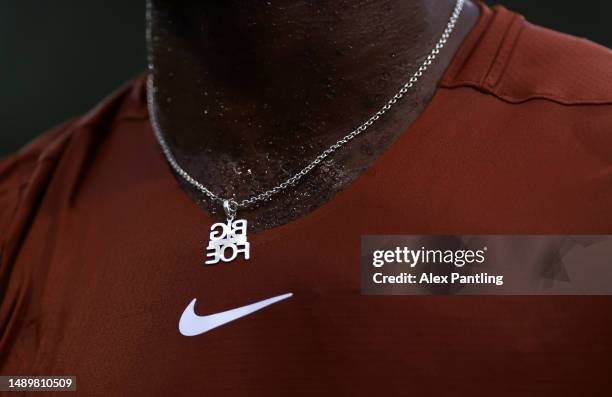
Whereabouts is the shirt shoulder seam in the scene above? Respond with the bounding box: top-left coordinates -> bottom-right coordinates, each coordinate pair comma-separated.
439,83 -> 612,106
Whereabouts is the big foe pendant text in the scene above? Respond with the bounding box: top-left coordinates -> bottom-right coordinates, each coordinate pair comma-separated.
205,219 -> 250,265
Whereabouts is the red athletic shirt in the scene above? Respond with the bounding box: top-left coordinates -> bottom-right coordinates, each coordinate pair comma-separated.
2,3 -> 612,396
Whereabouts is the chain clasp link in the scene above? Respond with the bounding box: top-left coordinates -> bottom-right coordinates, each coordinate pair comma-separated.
223,199 -> 238,222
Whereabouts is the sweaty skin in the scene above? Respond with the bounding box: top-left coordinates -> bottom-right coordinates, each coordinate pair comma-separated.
148,0 -> 479,231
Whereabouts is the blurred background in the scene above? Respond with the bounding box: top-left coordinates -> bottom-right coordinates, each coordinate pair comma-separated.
1,1 -> 611,156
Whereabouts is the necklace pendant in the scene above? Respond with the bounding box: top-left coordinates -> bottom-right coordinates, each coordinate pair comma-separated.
205,200 -> 250,265
205,218 -> 250,265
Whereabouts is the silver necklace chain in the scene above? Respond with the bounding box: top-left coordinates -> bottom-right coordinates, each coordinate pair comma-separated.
147,0 -> 465,214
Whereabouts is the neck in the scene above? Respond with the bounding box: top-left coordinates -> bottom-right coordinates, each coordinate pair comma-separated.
149,0 -> 461,149
146,0 -> 478,229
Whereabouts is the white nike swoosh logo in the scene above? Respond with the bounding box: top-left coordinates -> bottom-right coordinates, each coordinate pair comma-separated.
178,293 -> 293,336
